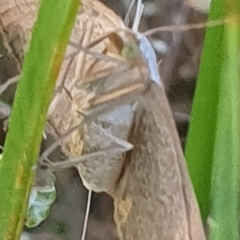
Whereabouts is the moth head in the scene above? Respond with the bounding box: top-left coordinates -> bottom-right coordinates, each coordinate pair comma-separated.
121,42 -> 142,60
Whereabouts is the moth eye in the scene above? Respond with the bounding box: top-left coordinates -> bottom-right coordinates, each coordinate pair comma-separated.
121,43 -> 141,60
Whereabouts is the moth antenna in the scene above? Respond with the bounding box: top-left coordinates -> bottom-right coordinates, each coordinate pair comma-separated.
132,0 -> 144,32
81,190 -> 92,240
144,19 -> 225,36
124,0 -> 135,26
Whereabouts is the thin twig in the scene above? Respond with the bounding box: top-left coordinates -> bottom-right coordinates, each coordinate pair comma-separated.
81,190 -> 92,240
144,19 -> 226,36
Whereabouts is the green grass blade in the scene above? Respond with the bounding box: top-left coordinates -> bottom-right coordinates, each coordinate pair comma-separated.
185,0 -> 226,220
209,1 -> 240,239
0,0 -> 79,239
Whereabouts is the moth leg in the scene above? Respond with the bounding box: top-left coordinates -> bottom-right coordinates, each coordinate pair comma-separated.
67,41 -> 125,67
43,151 -> 107,170
72,21 -> 96,83
42,94 -> 135,165
54,19 -> 97,95
43,145 -> 131,172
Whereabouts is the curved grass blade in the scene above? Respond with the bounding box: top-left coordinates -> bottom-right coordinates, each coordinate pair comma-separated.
209,1 -> 240,239
185,0 -> 225,220
0,0 -> 79,239
185,2 -> 240,239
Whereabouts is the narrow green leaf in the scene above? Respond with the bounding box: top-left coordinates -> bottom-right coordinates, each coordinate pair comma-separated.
0,0 -> 79,239
209,0 -> 240,239
185,0 -> 226,220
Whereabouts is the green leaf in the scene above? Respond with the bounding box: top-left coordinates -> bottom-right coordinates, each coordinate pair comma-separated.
0,0 -> 79,239
209,1 -> 240,239
185,0 -> 226,220
185,1 -> 240,239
